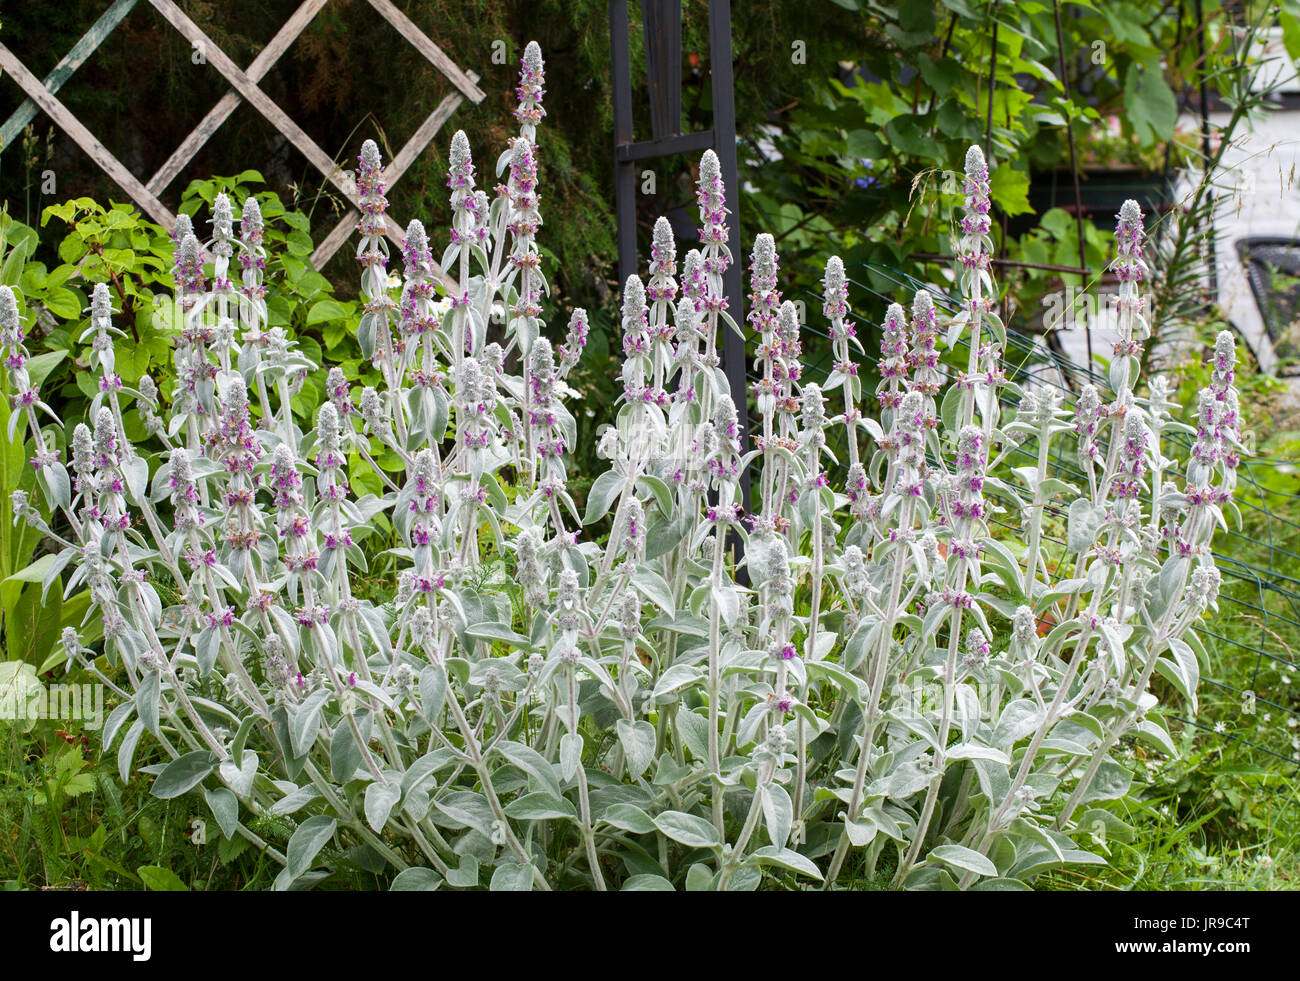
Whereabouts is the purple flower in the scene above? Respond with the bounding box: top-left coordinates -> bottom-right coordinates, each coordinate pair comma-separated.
853,158 -> 878,189
696,150 -> 730,281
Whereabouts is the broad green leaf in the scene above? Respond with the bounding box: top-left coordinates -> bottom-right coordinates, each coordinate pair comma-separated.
622,873 -> 675,891
600,803 -> 657,834
504,791 -> 576,821
286,815 -> 337,879
989,165 -> 1032,216
969,876 -> 1031,891
204,787 -> 239,840
946,743 -> 1011,765
24,350 -> 66,389
495,740 -> 561,799
616,719 -> 656,779
490,862 -> 534,891
1077,758 -> 1132,805
364,781 -> 401,832
419,664 -> 447,723
748,846 -> 824,880
329,721 -> 362,783
654,810 -> 720,849
391,867 -> 441,891
306,298 -> 349,325
582,470 -> 622,525
685,862 -> 716,891
929,843 -> 998,879
138,865 -> 189,891
150,751 -> 216,800
631,568 -> 675,613
1124,63 -> 1177,147
760,783 -> 793,848
712,583 -> 739,628
290,689 -> 329,758
653,663 -> 705,699
675,708 -> 710,761
3,553 -> 58,585
559,732 -> 583,783
466,621 -> 530,648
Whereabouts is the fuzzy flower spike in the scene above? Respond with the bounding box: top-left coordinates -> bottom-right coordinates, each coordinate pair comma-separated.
514,41 -> 546,141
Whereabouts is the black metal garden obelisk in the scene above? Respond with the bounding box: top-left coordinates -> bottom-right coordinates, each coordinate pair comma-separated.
609,0 -> 751,520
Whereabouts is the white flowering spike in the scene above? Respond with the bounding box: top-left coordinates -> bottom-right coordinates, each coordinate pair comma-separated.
823,254 -> 849,324
450,130 -> 471,174
241,196 -> 263,238
802,382 -> 826,433
514,42 -> 546,139
777,300 -> 799,346
91,283 -> 112,324
361,139 -> 382,174
652,217 -> 676,273
404,219 -> 431,274
700,150 -> 720,192
318,402 -> 340,451
622,275 -> 646,326
752,234 -> 776,283
0,286 -> 18,331
212,194 -> 233,245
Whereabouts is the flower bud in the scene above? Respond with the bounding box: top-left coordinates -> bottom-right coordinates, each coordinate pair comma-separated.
777,300 -> 800,349
1189,563 -> 1222,609
212,193 -> 234,255
619,589 -> 640,640
241,196 -> 264,244
91,282 -> 113,325
651,216 -> 677,278
823,255 -> 849,323
963,627 -> 991,668
1013,605 -> 1037,647
0,286 -> 19,345
801,382 -> 826,433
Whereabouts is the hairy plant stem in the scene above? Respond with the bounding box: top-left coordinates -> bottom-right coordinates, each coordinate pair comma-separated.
1054,516 -> 1204,832
1021,419 -> 1053,595
895,600 -> 965,884
567,666 -> 606,890
707,526 -> 727,846
442,687 -> 551,890
824,496 -> 915,885
718,758 -> 775,889
966,592 -> 1107,868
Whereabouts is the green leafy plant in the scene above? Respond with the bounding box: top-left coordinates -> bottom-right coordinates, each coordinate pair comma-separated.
0,42 -> 1241,893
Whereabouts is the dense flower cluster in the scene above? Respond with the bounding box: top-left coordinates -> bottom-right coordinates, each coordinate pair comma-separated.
0,45 -> 1236,895
876,302 -> 909,410
513,41 -> 546,139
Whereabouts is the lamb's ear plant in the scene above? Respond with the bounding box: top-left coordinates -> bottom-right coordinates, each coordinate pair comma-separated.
0,43 -> 1238,891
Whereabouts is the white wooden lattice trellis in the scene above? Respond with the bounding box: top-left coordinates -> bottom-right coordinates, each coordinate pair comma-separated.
0,0 -> 484,288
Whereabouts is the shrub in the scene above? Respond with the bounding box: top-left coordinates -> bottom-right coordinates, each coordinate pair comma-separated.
0,41 -> 1239,891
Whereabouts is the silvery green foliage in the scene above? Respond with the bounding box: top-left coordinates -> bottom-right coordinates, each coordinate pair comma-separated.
0,52 -> 1239,891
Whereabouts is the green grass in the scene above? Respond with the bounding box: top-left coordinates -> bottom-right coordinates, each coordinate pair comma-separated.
1043,361 -> 1300,891
0,708 -> 280,890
